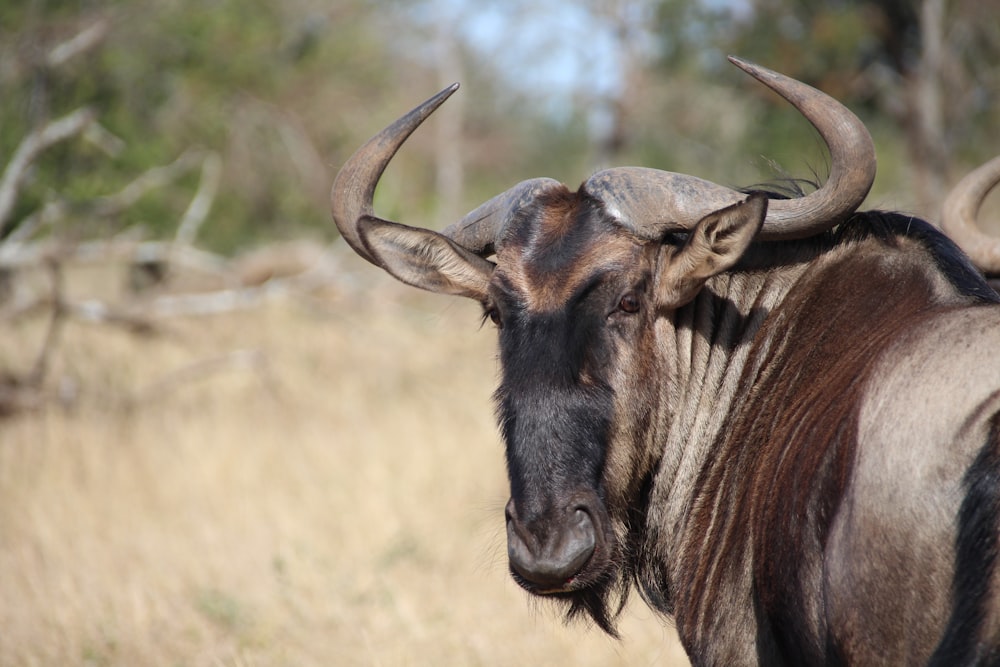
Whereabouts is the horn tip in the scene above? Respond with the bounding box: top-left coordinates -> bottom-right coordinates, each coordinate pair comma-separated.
727,55 -> 772,81
424,82 -> 461,111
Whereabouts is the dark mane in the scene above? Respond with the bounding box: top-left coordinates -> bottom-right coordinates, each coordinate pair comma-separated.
735,182 -> 999,304
741,178 -> 816,201
835,211 -> 1000,303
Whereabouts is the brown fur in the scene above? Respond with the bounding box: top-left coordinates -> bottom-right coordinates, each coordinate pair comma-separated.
497,189 -> 643,314
673,245 -> 956,662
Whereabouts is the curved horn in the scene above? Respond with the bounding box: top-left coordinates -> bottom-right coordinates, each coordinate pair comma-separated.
586,56 -> 876,241
942,156 -> 1000,275
332,84 -> 563,262
331,83 -> 460,266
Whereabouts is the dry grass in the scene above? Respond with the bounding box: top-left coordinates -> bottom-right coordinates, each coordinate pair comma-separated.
0,267 -> 689,666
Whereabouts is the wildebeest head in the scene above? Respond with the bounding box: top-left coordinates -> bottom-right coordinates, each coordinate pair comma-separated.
482,186 -> 770,631
330,57 -> 876,631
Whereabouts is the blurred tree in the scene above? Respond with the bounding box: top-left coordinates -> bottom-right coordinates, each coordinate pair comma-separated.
0,0 -> 435,251
6,0 -> 993,251
393,0 -> 597,223
581,0 -> 762,187
0,0 -> 609,250
719,0 -> 1000,215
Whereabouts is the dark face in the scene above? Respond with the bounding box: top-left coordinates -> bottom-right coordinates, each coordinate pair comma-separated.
483,189 -> 661,631
357,183 -> 767,633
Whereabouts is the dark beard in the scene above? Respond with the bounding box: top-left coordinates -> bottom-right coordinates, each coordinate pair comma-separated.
557,543 -> 634,637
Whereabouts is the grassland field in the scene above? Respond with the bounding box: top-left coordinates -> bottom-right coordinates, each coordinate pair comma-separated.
0,257 -> 689,666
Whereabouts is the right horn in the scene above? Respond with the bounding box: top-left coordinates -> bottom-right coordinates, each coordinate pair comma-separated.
942,156 -> 1000,275
586,57 -> 877,242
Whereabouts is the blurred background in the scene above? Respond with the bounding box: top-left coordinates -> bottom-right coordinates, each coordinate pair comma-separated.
1,1 -> 998,665
4,0 -> 1000,249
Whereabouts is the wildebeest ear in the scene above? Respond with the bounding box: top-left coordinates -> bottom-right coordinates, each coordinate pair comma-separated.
357,216 -> 495,300
656,193 -> 767,308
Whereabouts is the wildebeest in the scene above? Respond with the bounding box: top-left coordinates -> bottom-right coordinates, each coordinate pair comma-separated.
331,57 -> 1000,665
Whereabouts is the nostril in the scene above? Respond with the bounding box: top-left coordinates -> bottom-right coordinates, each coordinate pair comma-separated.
562,508 -> 596,573
567,508 -> 590,542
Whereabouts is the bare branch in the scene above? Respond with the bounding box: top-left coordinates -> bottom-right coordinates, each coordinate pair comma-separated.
28,260 -> 68,385
0,200 -> 59,250
0,259 -> 69,417
0,381 -> 46,417
174,152 -> 222,247
44,19 -> 110,69
1,147 -> 212,264
0,107 -> 97,233
83,122 -> 126,157
91,149 -> 204,219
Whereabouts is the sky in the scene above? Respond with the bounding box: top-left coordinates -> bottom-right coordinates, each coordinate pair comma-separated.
456,4 -> 625,100
409,0 -> 752,117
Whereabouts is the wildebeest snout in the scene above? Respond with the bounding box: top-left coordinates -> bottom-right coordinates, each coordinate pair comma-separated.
505,496 -> 598,592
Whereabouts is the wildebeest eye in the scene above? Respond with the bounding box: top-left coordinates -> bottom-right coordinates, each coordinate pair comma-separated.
484,307 -> 502,328
618,293 -> 641,314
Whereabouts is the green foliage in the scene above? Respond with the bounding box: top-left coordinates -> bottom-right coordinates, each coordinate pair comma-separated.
722,0 -> 897,104
4,0 -> 997,253
0,0 -> 406,251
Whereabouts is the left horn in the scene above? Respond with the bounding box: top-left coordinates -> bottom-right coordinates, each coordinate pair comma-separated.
331,84 -> 562,263
331,83 -> 460,266
942,156 -> 1000,275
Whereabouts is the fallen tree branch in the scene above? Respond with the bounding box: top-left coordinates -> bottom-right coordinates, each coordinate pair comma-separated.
0,259 -> 69,417
0,238 -> 229,275
76,255 -> 336,321
64,299 -> 158,334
